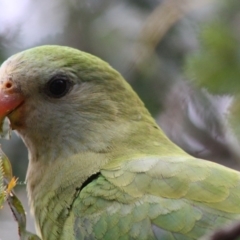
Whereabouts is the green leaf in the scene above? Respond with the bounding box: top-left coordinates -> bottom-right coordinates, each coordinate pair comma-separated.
7,191 -> 41,240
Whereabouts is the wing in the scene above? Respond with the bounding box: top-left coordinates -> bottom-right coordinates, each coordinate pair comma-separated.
65,155 -> 240,240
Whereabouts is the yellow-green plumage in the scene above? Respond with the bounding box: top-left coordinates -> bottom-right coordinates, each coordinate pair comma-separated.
0,45 -> 240,240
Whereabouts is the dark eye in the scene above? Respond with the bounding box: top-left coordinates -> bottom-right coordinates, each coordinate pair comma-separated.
46,76 -> 72,98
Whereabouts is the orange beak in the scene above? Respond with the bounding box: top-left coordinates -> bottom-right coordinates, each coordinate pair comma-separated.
0,79 -> 24,121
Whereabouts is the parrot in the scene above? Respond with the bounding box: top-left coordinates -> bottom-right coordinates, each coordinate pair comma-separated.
0,45 -> 240,240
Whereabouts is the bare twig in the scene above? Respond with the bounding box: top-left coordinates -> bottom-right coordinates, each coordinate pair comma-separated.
135,0 -> 215,65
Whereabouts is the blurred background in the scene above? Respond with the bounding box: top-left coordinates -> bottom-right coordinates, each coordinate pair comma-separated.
1,0 -> 240,239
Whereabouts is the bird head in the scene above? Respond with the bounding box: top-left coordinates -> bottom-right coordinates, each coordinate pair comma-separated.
0,45 -> 158,163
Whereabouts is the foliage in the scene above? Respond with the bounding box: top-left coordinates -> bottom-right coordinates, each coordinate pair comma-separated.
185,0 -> 240,144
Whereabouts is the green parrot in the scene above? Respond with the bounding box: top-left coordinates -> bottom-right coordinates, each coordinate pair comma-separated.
0,45 -> 240,240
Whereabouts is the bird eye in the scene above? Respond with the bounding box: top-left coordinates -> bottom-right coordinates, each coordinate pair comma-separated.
46,76 -> 72,98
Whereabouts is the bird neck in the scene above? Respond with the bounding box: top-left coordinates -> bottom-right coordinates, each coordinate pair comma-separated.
22,113 -> 184,238
26,150 -> 108,239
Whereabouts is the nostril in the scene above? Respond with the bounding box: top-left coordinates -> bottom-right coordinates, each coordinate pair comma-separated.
5,82 -> 13,89
3,80 -> 13,90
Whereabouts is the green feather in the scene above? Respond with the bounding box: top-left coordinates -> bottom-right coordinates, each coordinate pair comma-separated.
0,45 -> 240,239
